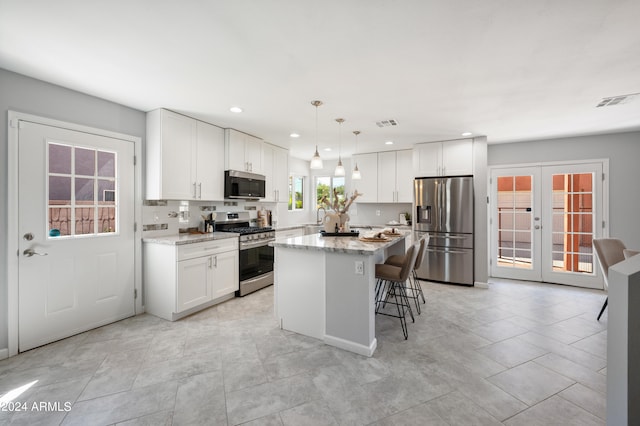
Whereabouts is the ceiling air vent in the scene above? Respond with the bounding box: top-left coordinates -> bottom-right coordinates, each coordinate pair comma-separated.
596,93 -> 638,108
376,119 -> 399,128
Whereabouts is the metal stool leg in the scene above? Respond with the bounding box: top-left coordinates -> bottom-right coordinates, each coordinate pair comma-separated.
597,297 -> 608,321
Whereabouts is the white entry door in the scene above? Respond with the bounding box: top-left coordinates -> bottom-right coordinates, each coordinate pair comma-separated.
18,120 -> 136,351
490,162 -> 605,288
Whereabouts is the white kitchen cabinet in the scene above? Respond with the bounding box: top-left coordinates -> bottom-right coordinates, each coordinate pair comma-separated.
377,150 -> 413,203
196,121 -> 225,200
177,256 -> 211,312
263,143 -> 289,202
144,237 -> 239,321
146,108 -> 224,200
395,150 -> 414,202
211,249 -> 239,299
413,139 -> 473,177
225,128 -> 264,174
352,153 -> 378,203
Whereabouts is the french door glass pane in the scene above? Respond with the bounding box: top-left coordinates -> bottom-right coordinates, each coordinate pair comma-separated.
496,175 -> 533,269
550,173 -> 595,275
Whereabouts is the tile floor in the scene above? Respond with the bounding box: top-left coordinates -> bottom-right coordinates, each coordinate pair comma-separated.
0,278 -> 608,425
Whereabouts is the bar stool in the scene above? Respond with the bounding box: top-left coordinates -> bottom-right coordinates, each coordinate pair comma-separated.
384,234 -> 429,314
374,243 -> 419,339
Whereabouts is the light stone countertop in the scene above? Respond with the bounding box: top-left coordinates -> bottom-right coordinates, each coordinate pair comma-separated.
143,232 -> 239,245
270,231 -> 408,255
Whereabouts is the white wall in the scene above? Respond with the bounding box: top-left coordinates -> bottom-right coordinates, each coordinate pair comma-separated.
488,131 -> 640,250
0,68 -> 146,353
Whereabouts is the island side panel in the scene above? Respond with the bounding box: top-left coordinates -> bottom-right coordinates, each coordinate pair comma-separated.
324,251 -> 382,356
274,246 -> 326,340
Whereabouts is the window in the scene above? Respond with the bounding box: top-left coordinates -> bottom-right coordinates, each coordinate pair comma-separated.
288,175 -> 305,211
316,176 -> 345,209
48,141 -> 118,237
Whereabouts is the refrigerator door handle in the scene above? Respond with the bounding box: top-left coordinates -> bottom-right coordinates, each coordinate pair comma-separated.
430,234 -> 467,239
425,248 -> 469,255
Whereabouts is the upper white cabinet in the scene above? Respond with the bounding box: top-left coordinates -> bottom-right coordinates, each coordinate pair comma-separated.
413,139 -> 473,177
196,121 -> 225,200
225,129 -> 264,174
352,153 -> 378,203
263,143 -> 289,203
354,150 -> 412,203
377,150 -> 413,203
146,109 -> 224,200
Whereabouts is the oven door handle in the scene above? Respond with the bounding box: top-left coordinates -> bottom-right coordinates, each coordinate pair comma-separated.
240,239 -> 275,250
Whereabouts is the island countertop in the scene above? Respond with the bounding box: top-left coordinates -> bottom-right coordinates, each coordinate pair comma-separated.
270,231 -> 408,255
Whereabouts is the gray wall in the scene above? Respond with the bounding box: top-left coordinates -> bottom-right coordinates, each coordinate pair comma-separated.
0,68 -> 146,352
488,132 -> 640,250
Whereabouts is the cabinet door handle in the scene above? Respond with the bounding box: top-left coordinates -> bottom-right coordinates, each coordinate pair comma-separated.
198,182 -> 202,199
193,182 -> 197,198
214,256 -> 218,267
208,257 -> 213,269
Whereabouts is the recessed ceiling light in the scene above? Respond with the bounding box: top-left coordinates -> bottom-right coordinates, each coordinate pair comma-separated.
461,132 -> 473,136
229,106 -> 243,113
324,147 -> 332,151
290,133 -> 300,138
385,141 -> 394,145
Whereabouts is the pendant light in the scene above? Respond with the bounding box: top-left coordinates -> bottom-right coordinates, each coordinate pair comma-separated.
334,118 -> 345,176
310,100 -> 324,169
352,130 -> 362,180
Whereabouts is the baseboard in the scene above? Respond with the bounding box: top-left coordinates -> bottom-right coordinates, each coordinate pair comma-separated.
474,281 -> 489,289
324,334 -> 377,357
0,348 -> 8,360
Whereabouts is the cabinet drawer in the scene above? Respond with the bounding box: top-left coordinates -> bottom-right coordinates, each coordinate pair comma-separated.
177,238 -> 238,261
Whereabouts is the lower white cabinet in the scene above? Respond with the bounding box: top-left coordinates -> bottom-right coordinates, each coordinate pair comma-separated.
144,237 -> 239,321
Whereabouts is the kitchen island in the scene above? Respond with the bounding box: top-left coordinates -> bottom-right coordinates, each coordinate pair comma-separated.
271,232 -> 408,357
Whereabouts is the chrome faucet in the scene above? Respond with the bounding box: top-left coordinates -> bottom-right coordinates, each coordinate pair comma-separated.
316,207 -> 326,224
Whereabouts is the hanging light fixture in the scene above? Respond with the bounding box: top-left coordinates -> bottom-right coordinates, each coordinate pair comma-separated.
352,130 -> 362,180
334,118 -> 345,176
310,100 -> 324,169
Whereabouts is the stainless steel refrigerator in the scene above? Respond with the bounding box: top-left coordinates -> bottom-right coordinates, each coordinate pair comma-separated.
414,176 -> 474,285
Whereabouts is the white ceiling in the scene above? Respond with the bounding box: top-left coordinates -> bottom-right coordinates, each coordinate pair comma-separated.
1,0 -> 639,160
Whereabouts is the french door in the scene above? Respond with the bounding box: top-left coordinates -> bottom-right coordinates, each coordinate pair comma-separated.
490,162 -> 605,288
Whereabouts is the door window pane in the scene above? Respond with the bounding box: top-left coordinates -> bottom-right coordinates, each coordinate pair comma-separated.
496,175 -> 533,269
98,180 -> 116,205
99,207 -> 116,233
75,178 -> 95,202
48,142 -> 118,238
49,176 -> 71,203
75,147 -> 95,176
550,173 -> 594,274
75,207 -> 95,235
49,143 -> 71,174
49,207 -> 71,236
98,151 -> 115,177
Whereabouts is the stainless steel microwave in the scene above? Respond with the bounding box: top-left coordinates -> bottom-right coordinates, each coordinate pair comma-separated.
224,170 -> 266,200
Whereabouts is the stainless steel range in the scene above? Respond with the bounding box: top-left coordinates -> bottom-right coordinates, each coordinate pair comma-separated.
215,212 -> 275,296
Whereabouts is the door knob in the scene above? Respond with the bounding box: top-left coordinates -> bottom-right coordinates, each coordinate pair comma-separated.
23,232 -> 34,241
534,225 -> 541,230
23,248 -> 48,257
